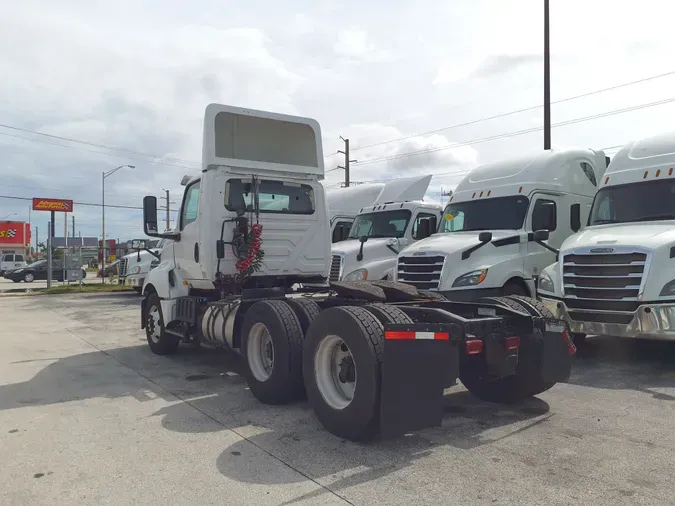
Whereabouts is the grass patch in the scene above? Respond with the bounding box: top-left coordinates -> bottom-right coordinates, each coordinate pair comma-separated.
43,283 -> 134,295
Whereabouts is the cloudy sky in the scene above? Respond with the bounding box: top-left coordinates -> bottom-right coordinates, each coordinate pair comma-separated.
1,0 -> 675,245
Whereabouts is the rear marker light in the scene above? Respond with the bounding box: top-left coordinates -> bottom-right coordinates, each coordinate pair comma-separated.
504,336 -> 520,350
465,339 -> 483,355
385,331 -> 449,341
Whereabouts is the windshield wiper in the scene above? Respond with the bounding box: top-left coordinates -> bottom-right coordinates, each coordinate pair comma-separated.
592,219 -> 620,224
636,214 -> 675,222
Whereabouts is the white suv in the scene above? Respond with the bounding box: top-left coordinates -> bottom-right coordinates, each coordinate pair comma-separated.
0,253 -> 27,275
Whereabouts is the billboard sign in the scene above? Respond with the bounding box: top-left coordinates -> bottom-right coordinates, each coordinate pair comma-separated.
0,222 -> 30,245
32,198 -> 74,212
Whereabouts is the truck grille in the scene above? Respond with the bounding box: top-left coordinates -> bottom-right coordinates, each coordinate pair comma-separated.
562,251 -> 647,323
329,255 -> 343,281
119,258 -> 129,277
397,255 -> 445,290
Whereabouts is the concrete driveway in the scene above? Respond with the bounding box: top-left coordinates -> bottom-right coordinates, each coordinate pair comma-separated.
1,293 -> 674,505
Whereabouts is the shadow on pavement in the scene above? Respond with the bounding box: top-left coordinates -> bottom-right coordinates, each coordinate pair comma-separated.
569,335 -> 675,400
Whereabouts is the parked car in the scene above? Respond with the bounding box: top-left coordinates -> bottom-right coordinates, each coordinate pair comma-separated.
0,253 -> 27,276
98,259 -> 119,278
3,259 -> 87,283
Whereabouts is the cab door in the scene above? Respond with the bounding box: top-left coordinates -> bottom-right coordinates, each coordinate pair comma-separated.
173,179 -> 204,281
525,194 -> 561,280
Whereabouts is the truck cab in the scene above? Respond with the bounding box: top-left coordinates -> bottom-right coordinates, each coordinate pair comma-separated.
330,199 -> 442,282
538,132 -> 675,340
395,148 -> 608,299
119,239 -> 168,293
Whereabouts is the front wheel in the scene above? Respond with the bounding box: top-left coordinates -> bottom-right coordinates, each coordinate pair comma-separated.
24,272 -> 34,283
145,294 -> 180,355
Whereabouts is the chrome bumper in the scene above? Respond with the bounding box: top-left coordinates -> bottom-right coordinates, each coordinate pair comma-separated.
539,297 -> 675,340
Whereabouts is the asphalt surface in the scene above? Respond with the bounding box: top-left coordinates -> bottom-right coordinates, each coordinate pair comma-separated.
0,276 -> 108,293
2,294 -> 675,505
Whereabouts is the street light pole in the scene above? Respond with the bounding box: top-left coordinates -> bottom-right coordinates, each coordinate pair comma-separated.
101,164 -> 135,283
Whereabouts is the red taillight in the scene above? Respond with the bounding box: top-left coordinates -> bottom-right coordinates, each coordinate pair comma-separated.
504,336 -> 520,350
465,339 -> 483,355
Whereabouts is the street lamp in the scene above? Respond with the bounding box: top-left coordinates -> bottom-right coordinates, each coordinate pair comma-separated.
102,164 -> 135,283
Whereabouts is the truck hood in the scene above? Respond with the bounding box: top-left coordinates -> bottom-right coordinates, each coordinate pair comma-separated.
562,222 -> 675,251
403,230 -> 523,256
332,237 -> 394,259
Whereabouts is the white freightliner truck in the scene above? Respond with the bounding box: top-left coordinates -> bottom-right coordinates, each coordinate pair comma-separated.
325,175 -> 434,244
537,132 -> 675,342
395,148 -> 609,308
138,103 -> 575,441
118,239 -> 168,293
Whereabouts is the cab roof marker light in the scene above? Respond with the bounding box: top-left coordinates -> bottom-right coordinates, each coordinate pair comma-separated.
670,168 -> 674,176
518,186 -> 523,193
472,192 -> 476,198
643,171 -> 649,179
450,196 -> 454,202
479,191 -> 483,197
487,190 -> 491,196
605,176 -> 609,184
656,169 -> 661,177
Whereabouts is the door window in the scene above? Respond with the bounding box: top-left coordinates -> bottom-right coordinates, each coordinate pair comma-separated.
2,254 -> 13,262
14,255 -> 23,262
181,180 -> 201,229
411,213 -> 437,239
332,221 -> 352,243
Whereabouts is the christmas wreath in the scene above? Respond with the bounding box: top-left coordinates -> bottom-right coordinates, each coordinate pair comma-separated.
234,221 -> 264,277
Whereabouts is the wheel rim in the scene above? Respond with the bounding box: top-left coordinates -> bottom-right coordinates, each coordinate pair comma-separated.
247,323 -> 274,382
25,273 -> 33,282
314,335 -> 356,410
147,305 -> 162,343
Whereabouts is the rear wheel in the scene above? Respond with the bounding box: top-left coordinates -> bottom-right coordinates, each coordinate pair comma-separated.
285,298 -> 321,335
417,290 -> 448,301
459,295 -> 555,403
241,300 -> 305,405
304,306 -> 387,441
145,293 -> 180,355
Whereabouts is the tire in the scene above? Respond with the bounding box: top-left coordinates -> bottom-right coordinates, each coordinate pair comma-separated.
459,295 -> 555,403
240,300 -> 305,405
24,272 -> 34,283
145,293 -> 180,355
285,298 -> 321,335
81,269 -> 87,279
417,290 -> 448,301
133,287 -> 142,294
501,281 -> 529,297
303,306 -> 386,441
364,302 -> 413,325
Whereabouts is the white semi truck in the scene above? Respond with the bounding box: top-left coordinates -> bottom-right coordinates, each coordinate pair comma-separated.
395,148 -> 609,307
138,103 -> 575,441
330,198 -> 442,282
537,132 -> 675,342
118,239 -> 167,293
326,175 -> 434,244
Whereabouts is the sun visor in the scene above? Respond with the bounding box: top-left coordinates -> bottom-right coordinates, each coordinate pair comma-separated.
202,104 -> 324,177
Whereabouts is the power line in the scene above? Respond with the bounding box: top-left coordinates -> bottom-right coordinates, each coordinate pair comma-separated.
0,194 -> 177,212
352,97 -> 675,167
348,69 -> 675,153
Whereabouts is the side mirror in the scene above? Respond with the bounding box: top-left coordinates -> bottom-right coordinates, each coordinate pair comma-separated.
131,239 -> 146,250
534,229 -> 550,241
216,239 -> 225,259
570,203 -> 581,232
143,196 -> 159,235
478,231 -> 493,243
534,201 -> 556,232
417,218 -> 432,239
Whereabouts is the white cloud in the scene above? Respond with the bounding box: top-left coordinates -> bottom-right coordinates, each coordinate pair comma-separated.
334,27 -> 390,62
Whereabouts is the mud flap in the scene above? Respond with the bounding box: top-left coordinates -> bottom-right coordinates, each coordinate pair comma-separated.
140,296 -> 147,329
380,324 -> 459,439
541,318 -> 575,383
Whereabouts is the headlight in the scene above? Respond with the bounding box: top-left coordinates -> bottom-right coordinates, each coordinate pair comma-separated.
660,280 -> 675,297
452,269 -> 487,288
344,269 -> 368,281
538,270 -> 555,293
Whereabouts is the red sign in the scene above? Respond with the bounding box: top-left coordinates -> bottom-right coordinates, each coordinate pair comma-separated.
0,222 -> 30,245
32,198 -> 73,212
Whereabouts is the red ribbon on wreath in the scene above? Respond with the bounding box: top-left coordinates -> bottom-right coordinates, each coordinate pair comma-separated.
235,223 -> 264,276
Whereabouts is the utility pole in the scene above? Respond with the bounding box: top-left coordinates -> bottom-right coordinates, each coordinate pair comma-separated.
337,136 -> 358,188
72,216 -> 75,238
159,189 -> 174,231
544,0 -> 551,150
47,221 -> 52,289
35,227 -> 38,259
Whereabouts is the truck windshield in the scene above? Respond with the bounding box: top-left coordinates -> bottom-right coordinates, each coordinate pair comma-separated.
440,196 -> 529,232
225,179 -> 315,215
348,209 -> 411,239
589,179 -> 675,225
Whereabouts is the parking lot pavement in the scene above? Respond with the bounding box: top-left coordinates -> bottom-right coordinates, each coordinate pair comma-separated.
2,295 -> 675,505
